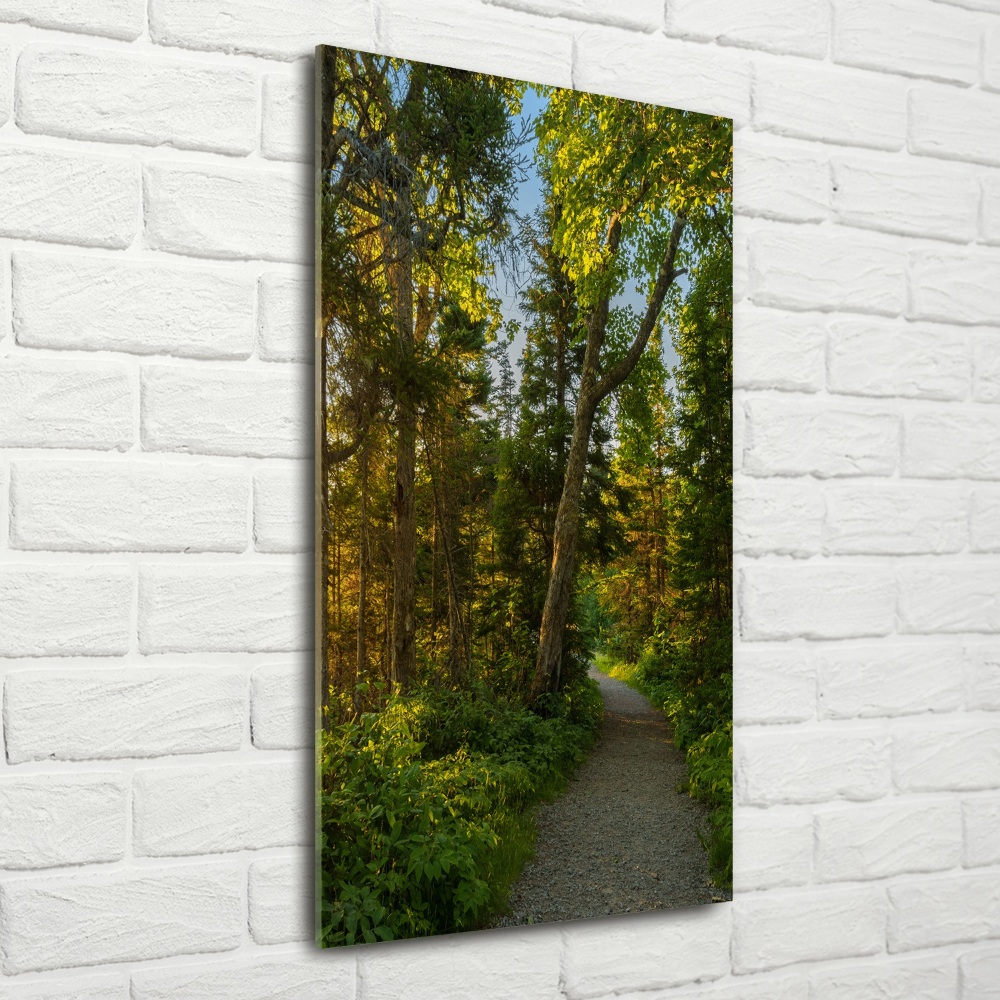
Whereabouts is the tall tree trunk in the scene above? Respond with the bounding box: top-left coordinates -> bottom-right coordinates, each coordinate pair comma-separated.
355,441 -> 369,707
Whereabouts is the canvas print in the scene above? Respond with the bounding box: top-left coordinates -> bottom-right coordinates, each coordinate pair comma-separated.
316,43 -> 733,947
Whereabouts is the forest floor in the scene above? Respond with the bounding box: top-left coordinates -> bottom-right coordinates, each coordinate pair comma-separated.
494,664 -> 729,926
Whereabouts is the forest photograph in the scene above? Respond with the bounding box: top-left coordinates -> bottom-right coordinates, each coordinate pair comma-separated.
316,44 -> 733,947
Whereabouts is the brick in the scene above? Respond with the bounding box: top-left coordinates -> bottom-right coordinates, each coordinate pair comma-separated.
960,948 -> 1000,1000
910,248 -> 1000,325
0,774 -> 126,868
254,463 -> 310,552
736,729 -> 890,804
262,73 -> 309,162
13,249 -> 255,359
967,644 -> 1000,710
16,46 -> 256,154
0,360 -> 133,450
819,644 -> 965,718
573,26 -> 751,122
0,865 -> 243,973
903,410 -> 1000,479
139,564 -> 310,653
733,647 -> 815,723
901,563 -> 1000,634
150,0 -> 371,60
1,976 -> 127,1000
974,333 -> 1000,403
0,145 -> 137,248
811,957 -> 957,1000
743,398 -> 899,478
667,0 -> 827,57
131,961 -> 355,1000
889,871 -> 1000,951
613,980 -> 808,1000
0,43 -> 10,125
3,668 -> 245,763
561,909 -> 730,997
144,162 -> 309,264
734,477 -> 823,558
733,810 -> 812,890
10,460 -> 247,552
834,0 -> 980,83
754,61 -> 906,150
828,318 -> 969,401
831,155 -> 978,243
988,25 -> 1000,91
740,563 -> 896,641
734,136 -> 828,223
980,173 -> 1000,246
750,225 -> 906,316
0,566 -> 131,657
141,364 -> 311,458
248,858 -> 310,944
734,228 -> 749,304
824,483 -> 967,555
816,799 -> 961,881
732,304 -> 825,392
894,721 -> 1000,791
486,0 -> 662,31
258,272 -> 312,363
251,663 -> 311,749
0,0 -> 143,38
910,85 -> 1000,166
733,886 -> 886,972
964,797 -> 1000,866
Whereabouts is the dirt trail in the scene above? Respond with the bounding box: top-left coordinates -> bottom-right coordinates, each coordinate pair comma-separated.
499,665 -> 726,925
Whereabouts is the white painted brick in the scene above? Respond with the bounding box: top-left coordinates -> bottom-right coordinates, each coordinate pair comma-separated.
754,62 -> 907,150
131,961 -> 356,1000
974,333 -> 1000,403
0,865 -> 243,973
561,910 -> 730,997
141,364 -> 311,458
733,886 -> 886,973
828,318 -> 969,401
960,948 -> 1000,1000
251,663 -> 311,749
261,73 -> 309,162
894,721 -> 1000,791
734,477 -> 823,557
980,173 -> 1000,246
0,360 -> 133,450
900,563 -> 1000,634
139,564 -> 310,653
361,930 -> 561,1000
613,980 -> 808,1000
12,251 -> 255,359
743,397 -> 899,478
889,871 -> 1000,951
910,248 -> 1000,325
733,810 -> 813,890
0,146 -> 137,248
0,43 -> 10,126
10,461 -> 247,552
736,729 -> 890,805
0,0 -> 143,39
824,483 -> 967,555
1,976 -> 126,1000
134,761 -> 305,856
903,410 -> 1000,479
967,644 -> 1000,710
0,566 -> 131,657
732,304 -> 825,392
818,644 -> 965,718
734,228 -> 749,304
572,26 -> 751,122
3,668 -> 245,763
750,225 -> 906,316
667,0 -> 827,57
733,647 -> 815,723
964,797 -> 1000,866
0,774 -> 126,869
987,25 -> 1000,92
248,858 -> 310,944
258,272 -> 312,363
144,162 -> 309,264
910,85 -> 1000,166
734,135 -> 828,223
486,0 -> 662,31
834,0 -> 980,83
816,799 -> 961,881
16,46 -> 256,155
811,957 -> 957,1000
831,155 -> 978,243
150,0 -> 372,60
254,463 -> 310,552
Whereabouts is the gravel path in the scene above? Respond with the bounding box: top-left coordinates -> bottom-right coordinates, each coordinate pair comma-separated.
498,665 -> 728,925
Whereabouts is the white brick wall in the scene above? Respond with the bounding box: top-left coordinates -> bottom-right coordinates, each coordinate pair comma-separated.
0,1 -> 997,997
